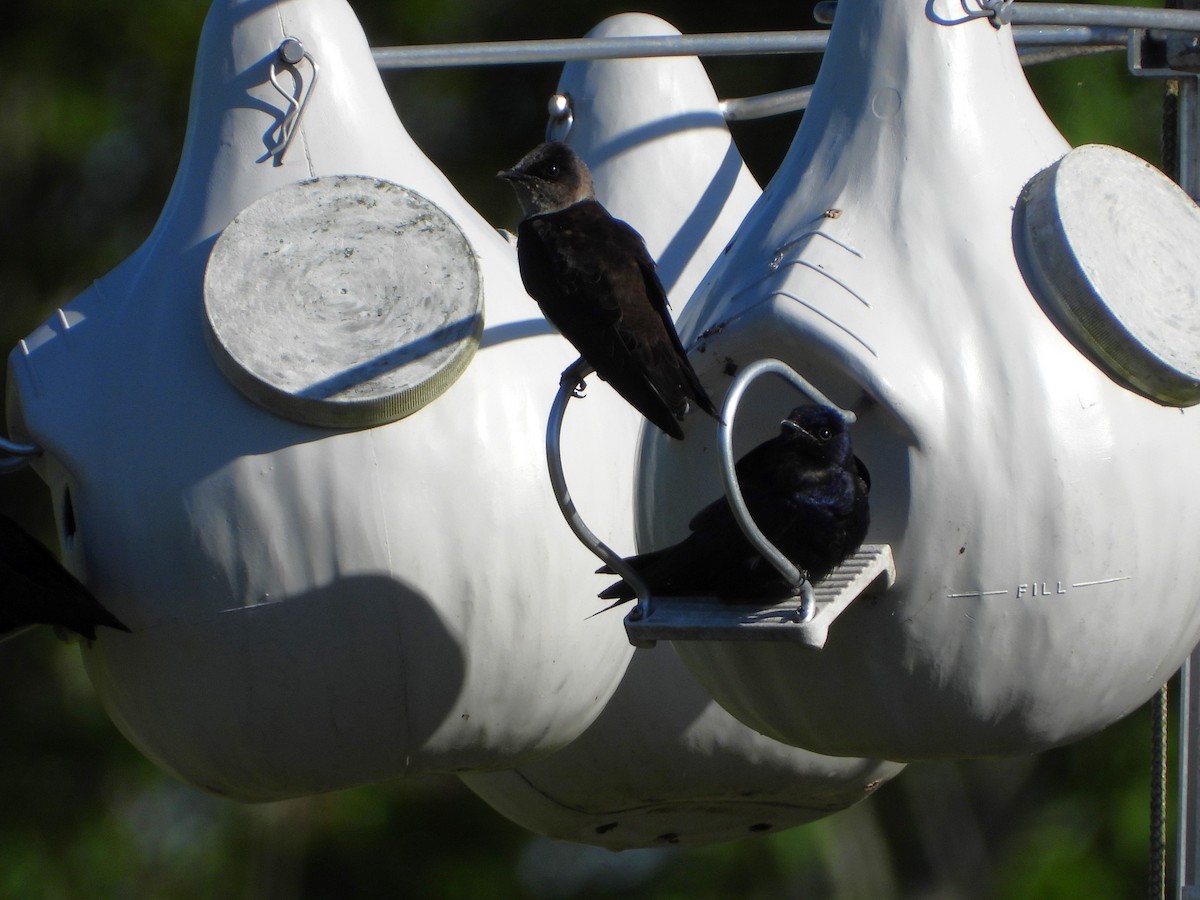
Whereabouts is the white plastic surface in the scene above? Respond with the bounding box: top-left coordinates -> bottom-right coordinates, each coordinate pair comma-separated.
461,14 -> 903,849
636,0 -> 1200,759
5,0 -> 640,799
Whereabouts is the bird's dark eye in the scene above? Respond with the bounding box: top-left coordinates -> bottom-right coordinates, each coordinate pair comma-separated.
817,427 -> 833,441
545,164 -> 560,177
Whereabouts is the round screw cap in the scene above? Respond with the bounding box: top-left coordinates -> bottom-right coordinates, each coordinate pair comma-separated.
204,176 -> 483,428
1019,144 -> 1200,407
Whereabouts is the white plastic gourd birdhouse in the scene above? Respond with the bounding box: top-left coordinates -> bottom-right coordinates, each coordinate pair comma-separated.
461,17 -> 902,848
633,0 -> 1200,760
5,0 -> 642,800
547,13 -> 763,306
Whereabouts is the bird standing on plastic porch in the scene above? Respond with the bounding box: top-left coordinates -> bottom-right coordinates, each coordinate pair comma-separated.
597,405 -> 871,606
0,514 -> 130,643
498,141 -> 718,439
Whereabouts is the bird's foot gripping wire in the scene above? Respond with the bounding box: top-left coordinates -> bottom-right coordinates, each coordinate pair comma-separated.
560,357 -> 595,399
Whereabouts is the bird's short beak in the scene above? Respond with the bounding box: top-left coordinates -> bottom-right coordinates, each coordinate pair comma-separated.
497,168 -> 525,182
781,419 -> 806,436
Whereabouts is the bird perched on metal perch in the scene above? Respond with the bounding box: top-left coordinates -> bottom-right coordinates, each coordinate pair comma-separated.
597,405 -> 871,607
498,140 -> 718,439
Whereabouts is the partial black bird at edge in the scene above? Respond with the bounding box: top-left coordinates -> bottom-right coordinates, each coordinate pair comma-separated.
0,514 -> 130,643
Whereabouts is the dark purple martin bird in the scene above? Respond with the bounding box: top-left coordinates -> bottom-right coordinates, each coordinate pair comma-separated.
0,514 -> 130,643
498,141 -> 718,440
598,405 -> 870,605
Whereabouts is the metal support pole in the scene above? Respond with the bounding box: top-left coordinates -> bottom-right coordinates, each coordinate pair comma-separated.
1168,7 -> 1200,899
1176,74 -> 1200,197
1182,654 -> 1200,899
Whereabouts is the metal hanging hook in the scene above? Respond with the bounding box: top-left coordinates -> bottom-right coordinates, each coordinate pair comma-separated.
267,36 -> 320,162
979,0 -> 1015,28
545,92 -> 574,142
0,435 -> 43,474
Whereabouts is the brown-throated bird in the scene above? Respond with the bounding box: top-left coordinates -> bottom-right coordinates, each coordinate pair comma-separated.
498,141 -> 718,439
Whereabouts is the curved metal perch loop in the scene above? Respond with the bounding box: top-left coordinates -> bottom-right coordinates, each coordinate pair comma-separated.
545,355 -> 859,627
718,358 -> 857,622
545,359 -> 654,617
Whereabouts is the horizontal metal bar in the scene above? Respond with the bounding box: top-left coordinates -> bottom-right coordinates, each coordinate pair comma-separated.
372,32 -> 831,70
1018,42 -> 1125,67
1008,4 -> 1200,33
719,33 -> 1124,120
521,26 -> 1127,122
721,86 -> 813,121
1013,24 -> 1129,47
371,23 -> 1136,72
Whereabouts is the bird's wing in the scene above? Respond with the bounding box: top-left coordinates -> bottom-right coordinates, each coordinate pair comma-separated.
854,455 -> 871,493
683,434 -> 786,535
0,515 -> 130,639
0,515 -> 92,597
517,202 -> 632,328
623,223 -> 718,420
519,204 -> 693,437
693,437 -> 858,580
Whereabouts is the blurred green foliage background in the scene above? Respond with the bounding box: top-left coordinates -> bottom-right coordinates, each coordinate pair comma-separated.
0,0 -> 1178,897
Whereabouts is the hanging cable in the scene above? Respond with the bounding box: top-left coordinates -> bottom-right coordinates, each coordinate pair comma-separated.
1151,683 -> 1169,900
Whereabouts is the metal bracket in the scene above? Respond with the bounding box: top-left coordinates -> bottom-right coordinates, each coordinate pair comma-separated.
0,435 -> 42,474
543,354 -> 894,649
1129,27 -> 1200,79
1127,28 -> 1172,78
545,359 -> 653,615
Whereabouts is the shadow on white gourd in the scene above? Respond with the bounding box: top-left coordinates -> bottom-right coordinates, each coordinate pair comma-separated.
5,0 -> 640,800
463,643 -> 902,849
635,0 -> 1200,759
462,14 -> 903,849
